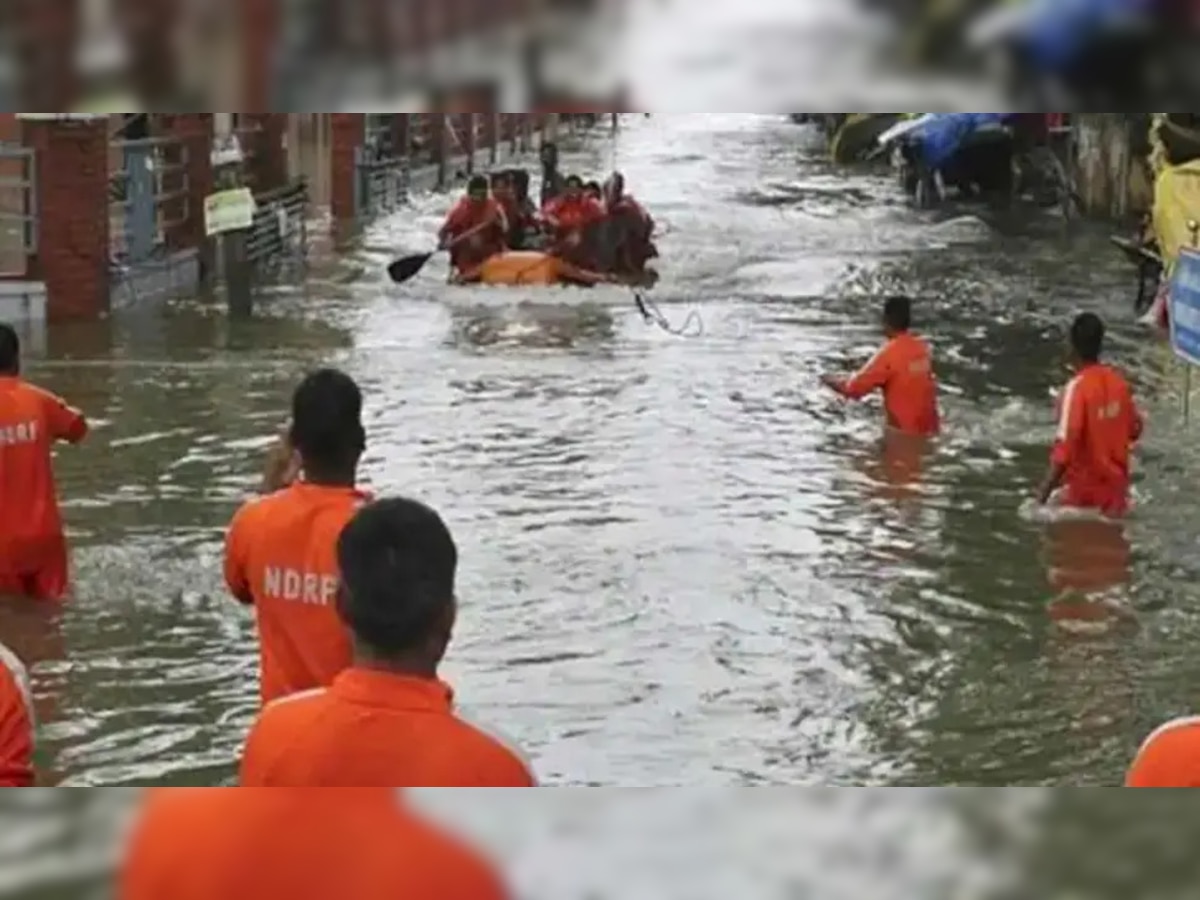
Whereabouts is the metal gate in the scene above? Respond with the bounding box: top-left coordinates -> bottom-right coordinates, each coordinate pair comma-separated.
108,136 -> 189,265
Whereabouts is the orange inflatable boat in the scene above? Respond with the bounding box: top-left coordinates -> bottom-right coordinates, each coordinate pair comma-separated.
475,251 -> 564,286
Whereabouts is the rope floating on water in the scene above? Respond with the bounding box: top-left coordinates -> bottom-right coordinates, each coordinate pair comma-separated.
634,293 -> 703,337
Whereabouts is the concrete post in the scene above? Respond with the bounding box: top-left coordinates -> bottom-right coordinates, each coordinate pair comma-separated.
19,115 -> 110,320
330,114 -> 365,223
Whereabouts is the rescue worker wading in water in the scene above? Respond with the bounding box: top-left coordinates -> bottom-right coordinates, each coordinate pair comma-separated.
821,296 -> 941,437
604,171 -> 657,276
438,175 -> 508,281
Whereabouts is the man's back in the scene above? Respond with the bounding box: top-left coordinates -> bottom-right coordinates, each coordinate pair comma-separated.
240,669 -> 536,787
842,332 -> 940,435
0,377 -> 86,559
1057,363 -> 1141,489
224,483 -> 369,703
118,789 -> 511,900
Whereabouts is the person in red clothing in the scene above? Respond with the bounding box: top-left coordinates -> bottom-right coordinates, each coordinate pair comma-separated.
0,639 -> 34,787
0,323 -> 88,601
240,497 -> 535,787
118,788 -> 513,900
438,175 -> 508,278
821,296 -> 941,436
542,175 -> 605,249
603,171 -> 657,276
1036,313 -> 1143,517
224,369 -> 371,705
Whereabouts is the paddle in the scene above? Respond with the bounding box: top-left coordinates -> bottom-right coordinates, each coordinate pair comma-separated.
387,220 -> 496,284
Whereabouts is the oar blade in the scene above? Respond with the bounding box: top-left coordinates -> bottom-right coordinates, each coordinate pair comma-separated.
387,251 -> 435,284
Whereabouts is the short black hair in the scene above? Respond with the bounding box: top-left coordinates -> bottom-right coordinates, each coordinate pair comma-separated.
584,180 -> 602,194
564,175 -> 583,188
0,323 -> 17,373
468,174 -> 489,193
882,295 -> 912,331
336,497 -> 458,654
288,369 -> 364,469
1070,312 -> 1105,362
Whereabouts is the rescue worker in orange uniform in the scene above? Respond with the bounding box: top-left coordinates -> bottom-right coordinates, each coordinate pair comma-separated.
1036,313 -> 1143,517
118,788 -> 513,900
1126,717 -> 1200,787
0,323 -> 89,601
438,175 -> 508,278
821,296 -> 941,436
240,497 -> 535,787
224,369 -> 371,706
0,640 -> 34,787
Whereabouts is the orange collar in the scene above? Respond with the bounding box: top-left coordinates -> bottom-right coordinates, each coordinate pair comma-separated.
333,668 -> 454,712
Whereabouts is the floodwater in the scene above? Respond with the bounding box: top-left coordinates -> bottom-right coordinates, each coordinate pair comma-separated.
7,113 -> 1199,796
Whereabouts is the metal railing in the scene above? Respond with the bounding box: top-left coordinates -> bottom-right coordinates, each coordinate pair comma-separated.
0,142 -> 35,276
247,178 -> 309,278
108,136 -> 189,266
355,143 -> 410,222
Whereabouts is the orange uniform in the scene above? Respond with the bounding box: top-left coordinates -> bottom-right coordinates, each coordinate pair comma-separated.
240,668 -> 536,787
1052,363 -> 1142,517
542,194 -> 605,235
0,376 -> 87,600
118,788 -> 512,900
224,483 -> 371,704
0,640 -> 34,787
440,197 -> 507,272
835,332 -> 940,436
1126,717 -> 1200,787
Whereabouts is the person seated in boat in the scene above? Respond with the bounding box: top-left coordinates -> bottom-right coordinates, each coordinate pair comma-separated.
489,171 -> 533,251
449,251 -> 620,287
603,171 -> 658,275
542,175 -> 606,264
438,174 -> 508,278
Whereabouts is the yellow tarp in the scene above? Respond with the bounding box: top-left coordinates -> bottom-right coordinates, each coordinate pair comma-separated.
1152,158 -> 1200,272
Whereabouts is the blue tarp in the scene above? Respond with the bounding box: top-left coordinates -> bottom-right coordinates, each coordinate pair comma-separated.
906,113 -> 1012,170
1011,0 -> 1154,72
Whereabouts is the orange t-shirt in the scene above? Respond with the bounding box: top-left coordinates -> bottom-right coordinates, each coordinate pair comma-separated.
117,788 -> 512,900
1052,362 -> 1142,515
838,332 -> 940,436
240,668 -> 536,787
223,482 -> 370,705
0,640 -> 35,787
0,376 -> 87,571
1126,717 -> 1200,787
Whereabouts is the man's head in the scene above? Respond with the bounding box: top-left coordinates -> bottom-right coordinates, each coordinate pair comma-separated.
1069,312 -> 1105,365
336,497 -> 458,672
563,175 -> 583,200
882,295 -> 912,336
0,323 -> 18,375
583,180 -> 602,201
539,141 -> 559,169
491,172 -> 513,199
467,174 -> 489,203
287,368 -> 365,483
606,171 -> 626,203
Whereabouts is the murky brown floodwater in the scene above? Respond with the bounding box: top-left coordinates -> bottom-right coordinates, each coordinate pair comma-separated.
7,113 -> 1199,795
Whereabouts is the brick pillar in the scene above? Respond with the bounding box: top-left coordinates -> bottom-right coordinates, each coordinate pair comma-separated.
158,114 -> 214,253
15,0 -> 82,110
330,114 -> 365,222
21,116 -> 110,321
240,0 -> 281,111
240,113 -> 288,191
